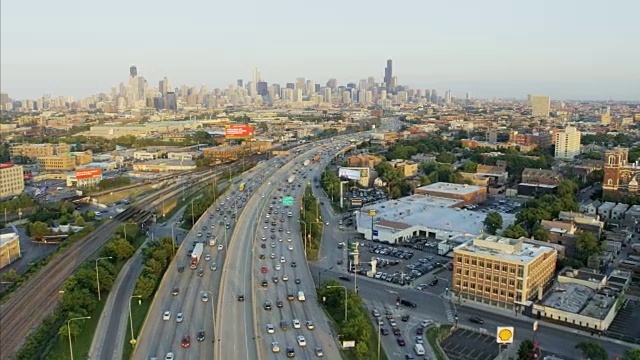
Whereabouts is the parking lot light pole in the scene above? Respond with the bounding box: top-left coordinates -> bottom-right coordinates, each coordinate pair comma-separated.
95,256 -> 112,301
68,316 -> 90,360
129,295 -> 142,346
326,285 -> 348,321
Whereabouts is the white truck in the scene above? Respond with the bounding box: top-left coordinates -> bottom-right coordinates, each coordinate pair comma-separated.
190,243 -> 204,269
288,175 -> 296,184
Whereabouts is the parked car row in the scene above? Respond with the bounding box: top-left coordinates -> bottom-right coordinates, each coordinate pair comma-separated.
369,245 -> 415,260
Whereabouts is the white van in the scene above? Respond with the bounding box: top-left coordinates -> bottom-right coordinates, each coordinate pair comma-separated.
414,344 -> 425,356
297,291 -> 305,301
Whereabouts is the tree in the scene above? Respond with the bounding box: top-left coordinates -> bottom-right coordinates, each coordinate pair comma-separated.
622,349 -> 640,360
436,152 -> 456,164
502,224 -> 528,239
483,212 -> 503,235
517,339 -> 535,360
531,223 -> 550,242
574,232 -> 603,263
74,216 -> 86,226
134,275 -> 157,299
28,221 -> 50,239
575,341 -> 607,360
463,161 -> 478,173
1,269 -> 21,283
103,238 -> 135,260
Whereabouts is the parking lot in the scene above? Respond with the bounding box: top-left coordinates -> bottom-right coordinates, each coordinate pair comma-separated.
474,196 -> 524,215
369,304 -> 437,359
440,328 -> 498,360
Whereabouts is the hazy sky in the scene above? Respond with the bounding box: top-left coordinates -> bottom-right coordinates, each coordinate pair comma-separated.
2,0 -> 639,101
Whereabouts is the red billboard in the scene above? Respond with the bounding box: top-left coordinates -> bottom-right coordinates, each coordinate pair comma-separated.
75,168 -> 102,179
225,124 -> 254,139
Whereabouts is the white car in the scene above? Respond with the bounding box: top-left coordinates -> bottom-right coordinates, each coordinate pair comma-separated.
296,335 -> 306,347
421,319 -> 433,328
416,335 -> 424,344
280,256 -> 286,263
287,237 -> 292,242
275,264 -> 281,271
286,229 -> 291,234
288,245 -> 294,251
305,320 -> 315,330
282,275 -> 289,281
176,313 -> 183,323
292,319 -> 301,329
271,341 -> 280,353
162,311 -> 171,321
266,324 -> 275,334
165,352 -> 174,360
218,244 -> 223,250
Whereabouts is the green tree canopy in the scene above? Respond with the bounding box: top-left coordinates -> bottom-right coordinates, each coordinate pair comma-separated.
502,224 -> 528,239
574,233 -> 603,263
483,211 -> 503,235
575,341 -> 607,360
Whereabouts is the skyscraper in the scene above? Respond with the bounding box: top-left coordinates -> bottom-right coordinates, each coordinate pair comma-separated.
384,59 -> 393,93
530,95 -> 551,117
237,79 -> 243,88
554,127 -> 581,159
130,65 -> 137,78
250,67 -> 261,98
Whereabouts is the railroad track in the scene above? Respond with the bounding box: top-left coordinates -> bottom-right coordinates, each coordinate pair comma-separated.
0,161 -> 243,359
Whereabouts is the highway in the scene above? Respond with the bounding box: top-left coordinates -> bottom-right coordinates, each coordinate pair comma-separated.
217,137 -> 360,360
0,160 -> 241,359
133,164 -> 267,360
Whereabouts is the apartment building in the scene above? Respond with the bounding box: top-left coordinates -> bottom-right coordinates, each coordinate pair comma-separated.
10,143 -> 71,159
37,154 -> 75,171
0,163 -> 25,198
348,154 -> 383,168
452,235 -> 557,309
554,127 -> 581,159
389,159 -> 418,177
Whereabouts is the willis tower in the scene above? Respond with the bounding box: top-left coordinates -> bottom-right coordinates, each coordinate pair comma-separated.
384,59 -> 392,93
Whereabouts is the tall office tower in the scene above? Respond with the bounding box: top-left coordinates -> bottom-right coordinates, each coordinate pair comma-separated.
286,83 -> 295,90
138,77 -> 147,101
367,77 -> 375,90
257,81 -> 268,97
294,89 -> 303,102
314,84 -> 321,93
346,83 -> 356,90
0,92 -> 9,106
554,126 -> 581,159
342,91 -> 351,104
324,88 -> 332,103
306,80 -> 315,95
284,88 -> 294,102
391,76 -> 398,92
359,79 -> 367,91
384,59 -> 393,93
430,89 -> 438,103
466,92 -> 471,101
380,90 -> 387,101
272,84 -> 281,97
237,79 -> 243,88
326,78 -> 338,89
296,78 -> 306,93
358,89 -> 367,104
250,67 -> 261,98
268,87 -> 276,101
280,88 -> 287,101
166,92 -> 177,112
529,94 -> 551,117
159,77 -> 169,96
130,65 -> 137,78
444,90 -> 452,104
366,91 -> 373,104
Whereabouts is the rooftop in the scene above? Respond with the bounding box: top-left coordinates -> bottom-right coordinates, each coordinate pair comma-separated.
599,202 -> 616,211
541,282 -> 618,319
0,232 -> 19,247
416,182 -> 484,196
358,194 -> 514,236
456,235 -> 554,263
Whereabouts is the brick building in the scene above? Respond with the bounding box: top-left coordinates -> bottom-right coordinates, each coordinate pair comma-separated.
414,182 -> 487,205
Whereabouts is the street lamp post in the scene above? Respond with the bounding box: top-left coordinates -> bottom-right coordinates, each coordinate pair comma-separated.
171,221 -> 181,255
204,290 -> 216,344
67,316 -> 90,360
95,257 -> 112,301
129,295 -> 142,346
299,220 -> 308,257
326,285 -> 348,321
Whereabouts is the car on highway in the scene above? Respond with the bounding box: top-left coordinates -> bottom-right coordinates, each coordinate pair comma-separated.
270,253 -> 276,259
218,244 -> 223,250
421,319 -> 433,327
280,256 -> 286,263
296,335 -> 306,346
286,347 -> 295,357
176,313 -> 184,323
415,335 -> 424,344
380,327 -> 389,335
263,301 -> 272,310
400,299 -> 417,308
393,327 -> 401,336
266,324 -> 275,334
181,335 -> 190,348
197,268 -> 204,277
162,311 -> 171,320
261,266 -> 268,273
210,262 -> 217,270
270,242 -> 276,248
204,254 -> 211,261
371,309 -> 381,317
315,347 -> 324,357
287,293 -> 295,301
177,264 -> 185,273
201,292 -> 209,302
238,294 -> 245,301
165,352 -> 174,360
469,316 -> 484,324
275,264 -> 281,270
295,278 -> 301,284
171,287 -> 179,296
282,275 -> 289,281
197,330 -> 205,341
397,337 -> 406,346
305,320 -> 315,330
272,276 -> 279,283
271,341 -> 280,353
288,245 -> 294,251
292,319 -> 301,329
416,327 -> 424,335
291,261 -> 297,267
277,300 -> 284,308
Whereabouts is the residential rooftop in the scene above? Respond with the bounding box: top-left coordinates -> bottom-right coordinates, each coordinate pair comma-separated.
541,282 -> 618,319
455,235 -> 555,263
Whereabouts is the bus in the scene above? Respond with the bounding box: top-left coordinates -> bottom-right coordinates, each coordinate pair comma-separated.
239,182 -> 245,191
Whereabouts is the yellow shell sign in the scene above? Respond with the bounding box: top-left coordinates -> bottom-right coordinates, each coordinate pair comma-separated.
496,327 -> 514,344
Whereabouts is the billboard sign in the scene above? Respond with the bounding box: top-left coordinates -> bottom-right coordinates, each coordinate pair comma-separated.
225,124 -> 254,139
75,168 -> 102,180
350,198 -> 363,207
338,168 -> 361,180
496,327 -> 514,344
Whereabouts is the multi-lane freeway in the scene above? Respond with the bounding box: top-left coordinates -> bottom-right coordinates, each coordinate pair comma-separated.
133,163 -> 268,359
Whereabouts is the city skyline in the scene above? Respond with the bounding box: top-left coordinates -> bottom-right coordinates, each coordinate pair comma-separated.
1,0 -> 639,100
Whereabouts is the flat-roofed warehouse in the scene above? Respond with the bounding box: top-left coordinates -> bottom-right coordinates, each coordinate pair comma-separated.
355,194 -> 514,244
414,182 -> 487,205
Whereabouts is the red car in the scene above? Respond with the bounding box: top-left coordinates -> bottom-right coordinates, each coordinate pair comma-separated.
181,335 -> 191,348
261,266 -> 268,274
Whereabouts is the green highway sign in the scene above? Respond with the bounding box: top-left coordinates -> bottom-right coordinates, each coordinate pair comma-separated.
283,197 -> 294,206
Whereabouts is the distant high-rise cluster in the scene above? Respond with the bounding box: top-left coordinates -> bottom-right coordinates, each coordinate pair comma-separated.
529,94 -> 551,117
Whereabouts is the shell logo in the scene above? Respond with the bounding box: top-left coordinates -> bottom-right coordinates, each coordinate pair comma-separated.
496,327 -> 514,344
